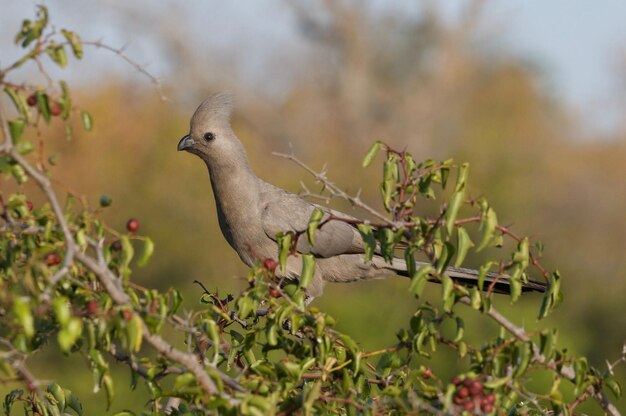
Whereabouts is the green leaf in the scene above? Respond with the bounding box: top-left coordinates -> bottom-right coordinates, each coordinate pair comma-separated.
12,297 -> 34,339
299,254 -> 315,289
204,319 -> 220,361
441,274 -> 455,312
128,315 -> 143,353
120,236 -> 134,268
513,342 -> 532,378
454,227 -> 474,267
306,208 -> 324,246
4,87 -> 29,120
606,377 -> 622,399
453,317 -> 465,342
53,296 -> 71,326
137,237 -> 154,267
61,29 -> 83,59
102,374 -> 114,410
46,384 -> 66,412
484,377 -> 509,389
476,207 -> 498,252
10,164 -> 27,184
81,111 -> 93,131
57,318 -> 82,352
362,141 -> 383,167
3,389 -> 23,415
445,164 -> 468,234
436,241 -> 455,275
357,223 -> 376,262
513,237 -> 530,268
276,232 -> 292,272
36,91 -> 51,123
266,321 -> 278,346
409,265 -> 432,298
64,389 -> 83,415
46,43 -> 68,68
469,287 -> 482,310
575,357 -> 588,392
477,261 -> 493,291
378,227 -> 395,262
59,80 -> 71,120
303,381 -> 322,415
8,119 -> 25,142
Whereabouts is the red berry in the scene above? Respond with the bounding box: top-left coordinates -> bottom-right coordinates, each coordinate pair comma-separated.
27,94 -> 37,107
263,258 -> 278,272
463,400 -> 475,411
451,376 -> 461,385
485,393 -> 495,404
421,367 -> 433,379
463,378 -> 474,387
481,403 -> 493,413
121,310 -> 133,321
45,253 -> 62,266
469,381 -> 483,396
457,386 -> 469,398
50,101 -> 62,116
86,300 -> 99,316
126,218 -> 140,233
453,395 -> 464,405
26,201 -> 34,211
110,240 -> 122,252
268,288 -> 281,298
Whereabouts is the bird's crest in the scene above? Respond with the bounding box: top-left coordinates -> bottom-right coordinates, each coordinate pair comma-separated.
192,92 -> 234,126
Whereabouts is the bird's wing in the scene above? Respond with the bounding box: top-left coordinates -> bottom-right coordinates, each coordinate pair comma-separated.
261,189 -> 364,258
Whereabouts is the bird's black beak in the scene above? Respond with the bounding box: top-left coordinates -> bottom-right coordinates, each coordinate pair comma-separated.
177,134 -> 194,151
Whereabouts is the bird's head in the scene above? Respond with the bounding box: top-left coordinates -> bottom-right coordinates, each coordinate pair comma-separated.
177,92 -> 242,164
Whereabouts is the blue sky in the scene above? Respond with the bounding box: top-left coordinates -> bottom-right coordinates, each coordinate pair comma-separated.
2,1 -> 626,136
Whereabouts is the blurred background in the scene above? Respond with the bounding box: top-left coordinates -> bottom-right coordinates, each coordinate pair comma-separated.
2,0 -> 625,413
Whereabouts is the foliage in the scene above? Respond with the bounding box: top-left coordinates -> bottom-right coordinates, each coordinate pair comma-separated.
0,6 -> 623,416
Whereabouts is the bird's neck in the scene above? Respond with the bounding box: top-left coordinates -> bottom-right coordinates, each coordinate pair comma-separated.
205,158 -> 261,249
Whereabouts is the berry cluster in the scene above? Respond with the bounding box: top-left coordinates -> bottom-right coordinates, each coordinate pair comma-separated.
451,377 -> 495,414
27,93 -> 63,117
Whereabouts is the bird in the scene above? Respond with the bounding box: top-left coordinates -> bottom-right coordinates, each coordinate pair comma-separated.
177,92 -> 547,300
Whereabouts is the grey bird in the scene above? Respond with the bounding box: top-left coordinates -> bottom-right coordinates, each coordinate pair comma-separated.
177,92 -> 547,299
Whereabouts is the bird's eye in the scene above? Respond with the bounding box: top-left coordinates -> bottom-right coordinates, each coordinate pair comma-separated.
203,132 -> 215,142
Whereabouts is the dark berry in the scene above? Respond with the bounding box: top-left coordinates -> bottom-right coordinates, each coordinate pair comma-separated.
99,195 -> 112,207
110,240 -> 122,252
26,200 -> 34,211
263,258 -> 278,272
27,94 -> 37,107
463,400 -> 475,411
45,253 -> 62,266
86,300 -> 99,316
453,395 -> 464,405
50,101 -> 62,116
463,378 -> 474,387
269,288 -> 281,298
121,310 -> 132,321
126,218 -> 140,233
451,376 -> 461,385
469,380 -> 483,396
457,386 -> 469,398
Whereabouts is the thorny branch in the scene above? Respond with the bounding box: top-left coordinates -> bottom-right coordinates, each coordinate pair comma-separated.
0,103 -> 246,402
277,149 -> 623,416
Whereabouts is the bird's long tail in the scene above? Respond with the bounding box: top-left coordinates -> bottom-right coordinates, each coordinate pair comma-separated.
390,258 -> 547,294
